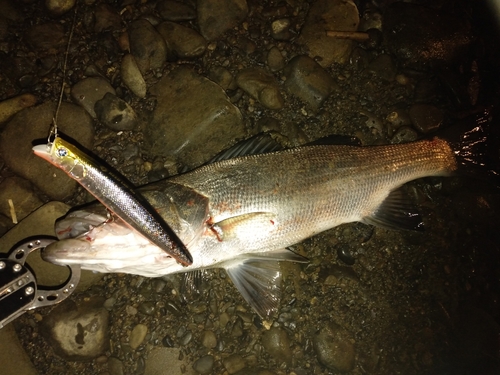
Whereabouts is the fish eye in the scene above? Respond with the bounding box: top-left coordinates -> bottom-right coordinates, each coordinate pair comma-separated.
56,147 -> 68,157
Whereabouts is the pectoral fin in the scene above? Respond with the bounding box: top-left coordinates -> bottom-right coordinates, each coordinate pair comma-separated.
223,249 -> 308,319
363,187 -> 424,231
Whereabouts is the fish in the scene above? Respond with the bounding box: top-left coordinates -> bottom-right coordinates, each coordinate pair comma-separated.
32,137 -> 193,266
41,109 -> 499,318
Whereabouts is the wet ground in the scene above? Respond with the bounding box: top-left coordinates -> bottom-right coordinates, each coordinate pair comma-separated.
1,0 -> 500,374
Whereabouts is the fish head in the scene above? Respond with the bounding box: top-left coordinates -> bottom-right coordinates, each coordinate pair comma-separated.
32,137 -> 87,179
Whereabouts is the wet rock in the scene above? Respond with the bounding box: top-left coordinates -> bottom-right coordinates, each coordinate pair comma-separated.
25,23 -> 66,52
267,46 -> 285,72
200,330 -> 217,348
94,3 -> 122,33
145,347 -> 186,375
0,176 -> 43,222
71,76 -> 116,118
129,19 -> 167,74
367,54 -> 396,82
45,0 -> 75,17
298,0 -> 359,67
129,323 -> 148,349
271,18 -> 292,41
284,55 -> 338,111
391,126 -> 418,144
383,2 -> 473,68
95,92 -> 138,131
41,298 -> 109,361
0,102 -> 94,200
208,66 -> 235,90
235,67 -> 283,109
261,327 -> 292,365
223,354 -> 246,374
121,54 -> 147,98
197,0 -> 248,41
157,21 -> 207,60
146,66 -> 244,168
108,357 -> 124,375
193,355 -> 214,374
0,93 -> 37,124
409,104 -> 443,133
157,0 -> 196,21
313,321 -> 355,372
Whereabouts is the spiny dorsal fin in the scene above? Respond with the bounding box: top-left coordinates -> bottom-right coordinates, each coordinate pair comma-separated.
363,187 -> 424,231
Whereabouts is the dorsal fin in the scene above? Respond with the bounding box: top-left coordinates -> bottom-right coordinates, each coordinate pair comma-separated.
363,187 -> 424,231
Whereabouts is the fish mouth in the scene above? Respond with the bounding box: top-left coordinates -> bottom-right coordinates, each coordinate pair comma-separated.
32,143 -> 53,163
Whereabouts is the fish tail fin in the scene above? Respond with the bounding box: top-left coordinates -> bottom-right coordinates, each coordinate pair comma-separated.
438,106 -> 500,186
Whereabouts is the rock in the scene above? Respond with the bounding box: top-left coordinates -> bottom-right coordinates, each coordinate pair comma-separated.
71,76 -> 116,118
41,298 -> 109,361
409,104 -> 443,133
94,3 -> 122,33
284,55 -> 338,111
121,54 -> 147,98
129,19 -> 167,74
383,2 -> 473,68
313,321 -> 355,372
146,66 -> 244,168
108,357 -> 124,375
94,92 -> 138,131
271,18 -> 292,41
193,355 -> 214,374
200,330 -> 217,348
0,324 -> 37,375
208,66 -> 235,90
0,176 -> 43,222
261,327 -> 292,366
197,0 -> 248,41
0,0 -> 20,21
267,46 -> 285,72
157,0 -> 196,21
157,21 -> 207,60
0,201 -> 102,290
391,126 -> 418,144
25,23 -> 66,52
129,323 -> 148,349
145,347 -> 191,375
367,54 -> 396,82
0,102 -> 94,200
45,0 -> 75,17
298,0 -> 359,67
222,354 -> 246,374
0,93 -> 37,125
235,67 -> 284,109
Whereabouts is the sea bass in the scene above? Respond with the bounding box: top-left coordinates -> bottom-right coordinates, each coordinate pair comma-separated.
42,111 -> 498,318
33,137 -> 193,266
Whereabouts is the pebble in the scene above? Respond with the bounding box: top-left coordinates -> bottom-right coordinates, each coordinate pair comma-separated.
94,92 -> 138,131
129,323 -> 148,349
313,322 -> 355,372
121,54 -> 147,98
71,77 -> 116,118
200,330 -> 217,348
157,21 -> 207,60
409,103 -> 443,133
391,126 -> 419,144
208,66 -> 235,90
0,176 -> 43,222
138,301 -> 155,316
192,355 -> 214,374
157,0 -> 196,21
261,327 -> 292,366
284,55 -> 338,111
128,19 -> 167,74
45,0 -> 75,17
267,46 -> 285,72
94,3 -> 122,33
271,18 -> 292,41
222,354 -> 246,374
147,66 -> 244,168
235,67 -> 284,109
197,0 -> 248,41
298,0 -> 359,66
25,23 -> 66,52
108,357 -> 124,375
0,93 -> 37,124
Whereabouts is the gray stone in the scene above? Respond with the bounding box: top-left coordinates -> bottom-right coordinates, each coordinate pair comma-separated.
298,0 -> 359,67
409,104 -> 443,134
313,321 -> 355,372
146,66 -> 244,168
71,76 -> 116,118
0,102 -> 94,201
129,19 -> 167,74
41,298 -> 109,361
157,21 -> 207,60
267,47 -> 285,72
157,1 -> 196,21
261,327 -> 292,366
235,67 -> 283,110
95,92 -> 138,131
197,0 -> 248,41
284,55 -> 338,111
0,176 -> 43,222
129,323 -> 148,349
222,354 -> 246,374
200,330 -> 217,348
192,355 -> 214,374
271,18 -> 291,41
121,54 -> 147,98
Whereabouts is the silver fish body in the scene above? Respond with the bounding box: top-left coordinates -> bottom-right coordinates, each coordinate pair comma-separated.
43,137 -> 460,317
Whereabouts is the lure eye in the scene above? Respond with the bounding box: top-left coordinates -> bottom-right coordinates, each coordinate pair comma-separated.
56,147 -> 68,158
